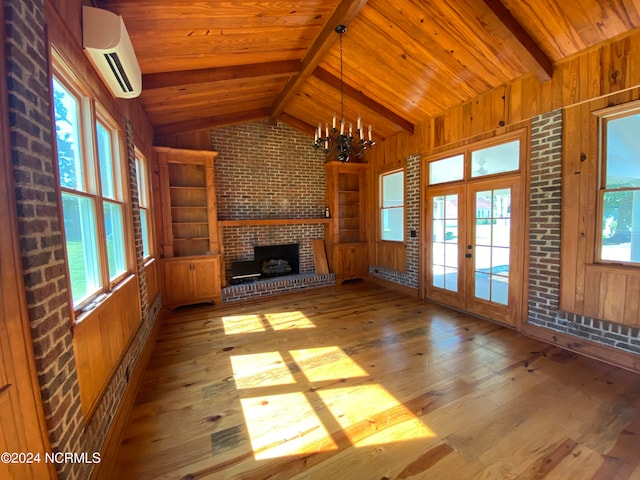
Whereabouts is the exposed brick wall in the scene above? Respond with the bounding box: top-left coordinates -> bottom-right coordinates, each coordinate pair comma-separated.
5,1 -> 84,477
211,121 -> 326,220
5,3 -> 160,478
527,109 -> 640,354
369,153 -> 420,289
221,224 -> 324,282
211,121 -> 334,294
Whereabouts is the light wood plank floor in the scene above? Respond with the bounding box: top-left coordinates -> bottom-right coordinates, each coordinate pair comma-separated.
115,281 -> 640,479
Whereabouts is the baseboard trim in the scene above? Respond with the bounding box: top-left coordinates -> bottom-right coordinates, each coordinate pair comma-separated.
521,322 -> 640,374
91,302 -> 164,480
366,275 -> 419,298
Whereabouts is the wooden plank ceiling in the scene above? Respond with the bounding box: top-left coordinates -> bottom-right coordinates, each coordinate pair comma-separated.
98,0 -> 640,141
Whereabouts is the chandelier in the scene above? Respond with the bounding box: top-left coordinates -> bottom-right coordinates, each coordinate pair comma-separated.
312,25 -> 375,162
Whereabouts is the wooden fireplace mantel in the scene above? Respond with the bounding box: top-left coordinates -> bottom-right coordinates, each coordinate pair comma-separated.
219,218 -> 330,227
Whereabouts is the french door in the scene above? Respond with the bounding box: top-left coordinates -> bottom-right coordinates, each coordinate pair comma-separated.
425,175 -> 523,326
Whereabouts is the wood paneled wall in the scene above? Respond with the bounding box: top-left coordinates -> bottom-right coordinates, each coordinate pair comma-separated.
370,27 -> 640,291
154,128 -> 213,150
561,89 -> 640,327
144,259 -> 159,309
72,276 -> 142,417
367,146 -> 407,270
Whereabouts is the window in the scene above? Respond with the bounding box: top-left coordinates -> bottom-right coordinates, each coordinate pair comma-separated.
429,154 -> 464,185
428,138 -> 521,186
52,60 -> 131,311
135,150 -> 153,259
598,109 -> 640,264
380,170 -> 404,241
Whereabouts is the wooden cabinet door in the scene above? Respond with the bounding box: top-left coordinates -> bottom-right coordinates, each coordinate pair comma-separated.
162,259 -> 194,306
335,243 -> 368,281
192,257 -> 221,301
351,243 -> 368,277
163,256 -> 221,307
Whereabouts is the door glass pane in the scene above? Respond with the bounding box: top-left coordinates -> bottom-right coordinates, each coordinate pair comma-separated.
476,191 -> 492,223
445,244 -> 458,267
491,276 -> 509,305
103,201 -> 127,281
491,247 -> 509,274
429,155 -> 464,185
475,272 -> 491,301
493,189 -> 511,217
475,219 -> 492,246
471,140 -> 519,177
473,189 -> 511,304
62,192 -> 100,305
431,194 -> 458,291
493,220 -> 510,247
445,220 -> 458,242
432,265 -> 445,288
475,246 -> 491,271
444,268 -> 458,291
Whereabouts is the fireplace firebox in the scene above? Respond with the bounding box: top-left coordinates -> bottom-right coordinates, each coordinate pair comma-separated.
230,243 -> 300,284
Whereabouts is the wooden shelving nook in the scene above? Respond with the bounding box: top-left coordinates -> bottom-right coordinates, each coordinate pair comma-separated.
324,161 -> 368,283
155,146 -> 222,307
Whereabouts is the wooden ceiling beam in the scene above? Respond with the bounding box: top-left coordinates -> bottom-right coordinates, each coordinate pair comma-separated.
313,67 -> 415,134
481,0 -> 553,81
143,60 -> 300,90
270,0 -> 370,118
154,108 -> 271,137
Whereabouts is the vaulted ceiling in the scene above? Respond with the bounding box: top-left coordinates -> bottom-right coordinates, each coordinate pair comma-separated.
98,0 -> 640,141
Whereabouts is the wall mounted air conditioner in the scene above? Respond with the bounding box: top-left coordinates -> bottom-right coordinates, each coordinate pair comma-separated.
82,6 -> 141,99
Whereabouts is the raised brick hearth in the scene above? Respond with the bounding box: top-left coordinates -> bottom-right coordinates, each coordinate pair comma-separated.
222,273 -> 335,302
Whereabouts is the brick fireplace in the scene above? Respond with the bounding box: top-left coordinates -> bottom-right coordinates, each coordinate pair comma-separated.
211,121 -> 336,301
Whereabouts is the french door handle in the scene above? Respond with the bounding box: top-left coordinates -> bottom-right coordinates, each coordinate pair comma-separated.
465,253 -> 473,258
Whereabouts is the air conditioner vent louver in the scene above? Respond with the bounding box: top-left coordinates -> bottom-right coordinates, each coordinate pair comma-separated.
82,6 -> 141,99
104,52 -> 133,93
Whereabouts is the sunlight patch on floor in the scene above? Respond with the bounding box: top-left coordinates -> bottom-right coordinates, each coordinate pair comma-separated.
234,344 -> 436,460
222,314 -> 265,335
230,352 -> 296,388
318,385 -> 436,446
290,346 -> 369,382
264,311 -> 316,330
240,393 -> 338,460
